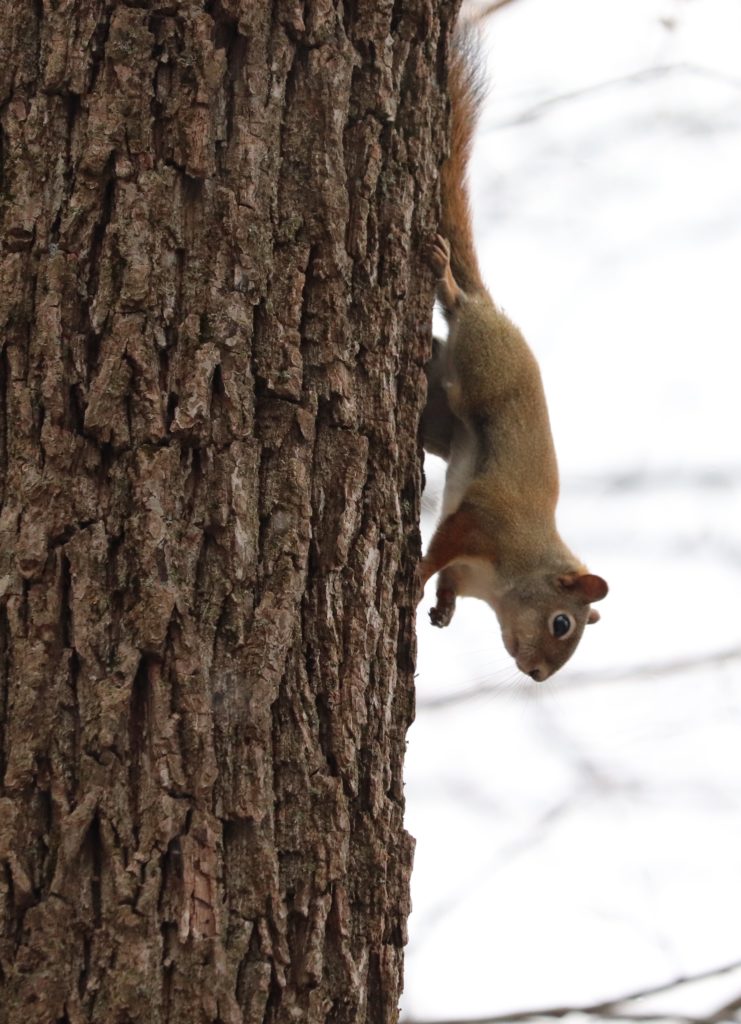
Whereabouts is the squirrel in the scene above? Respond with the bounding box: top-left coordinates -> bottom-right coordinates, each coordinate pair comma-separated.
418,31 -> 608,682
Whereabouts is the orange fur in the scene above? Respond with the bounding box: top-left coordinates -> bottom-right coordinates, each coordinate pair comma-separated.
440,30 -> 488,297
420,27 -> 608,681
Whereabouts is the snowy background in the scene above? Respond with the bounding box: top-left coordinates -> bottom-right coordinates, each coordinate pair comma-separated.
403,1 -> 741,1021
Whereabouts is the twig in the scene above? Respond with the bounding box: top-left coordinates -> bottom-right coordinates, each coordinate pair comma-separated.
473,0 -> 521,20
417,645 -> 741,710
491,63 -> 741,129
403,957 -> 741,1023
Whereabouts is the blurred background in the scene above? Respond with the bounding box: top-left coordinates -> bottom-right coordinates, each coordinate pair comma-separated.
403,1 -> 741,1022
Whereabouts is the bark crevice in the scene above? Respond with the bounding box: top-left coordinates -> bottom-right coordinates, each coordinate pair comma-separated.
0,0 -> 456,1018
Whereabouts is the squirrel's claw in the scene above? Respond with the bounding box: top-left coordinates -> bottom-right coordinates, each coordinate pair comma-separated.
426,234 -> 462,313
426,234 -> 452,279
429,586 -> 457,628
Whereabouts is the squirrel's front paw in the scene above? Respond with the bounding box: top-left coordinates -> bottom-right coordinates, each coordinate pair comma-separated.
429,586 -> 456,628
426,234 -> 451,278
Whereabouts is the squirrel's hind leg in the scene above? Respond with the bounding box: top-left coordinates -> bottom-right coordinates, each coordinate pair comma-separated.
421,336 -> 456,460
427,234 -> 463,314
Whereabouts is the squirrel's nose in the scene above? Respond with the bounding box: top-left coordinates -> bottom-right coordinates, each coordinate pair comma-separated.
516,658 -> 549,681
521,663 -> 550,682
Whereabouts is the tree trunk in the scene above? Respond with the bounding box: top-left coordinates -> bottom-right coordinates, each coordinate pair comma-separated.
0,1 -> 452,1021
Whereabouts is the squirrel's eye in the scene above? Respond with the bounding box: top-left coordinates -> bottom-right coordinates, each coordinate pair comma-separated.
550,612 -> 574,639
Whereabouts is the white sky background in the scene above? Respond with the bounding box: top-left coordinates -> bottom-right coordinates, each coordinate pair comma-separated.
403,1 -> 741,1021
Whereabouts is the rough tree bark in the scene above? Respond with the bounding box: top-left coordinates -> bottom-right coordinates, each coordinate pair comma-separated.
0,1 -> 453,1022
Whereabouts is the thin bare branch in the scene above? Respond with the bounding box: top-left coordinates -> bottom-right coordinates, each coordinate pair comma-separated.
703,992 -> 741,1023
417,645 -> 741,710
473,0 -> 521,20
491,63 -> 741,129
403,958 -> 741,1024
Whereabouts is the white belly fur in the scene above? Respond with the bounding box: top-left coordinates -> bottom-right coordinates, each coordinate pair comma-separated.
441,419 -> 477,518
454,559 -> 499,606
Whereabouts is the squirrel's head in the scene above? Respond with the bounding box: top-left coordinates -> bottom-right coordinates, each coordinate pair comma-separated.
496,570 -> 608,681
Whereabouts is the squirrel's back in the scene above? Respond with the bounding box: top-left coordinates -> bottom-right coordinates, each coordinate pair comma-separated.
440,32 -> 558,494
441,28 -> 488,297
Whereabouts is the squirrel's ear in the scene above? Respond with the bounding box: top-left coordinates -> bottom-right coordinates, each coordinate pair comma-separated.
587,608 -> 601,624
559,572 -> 609,603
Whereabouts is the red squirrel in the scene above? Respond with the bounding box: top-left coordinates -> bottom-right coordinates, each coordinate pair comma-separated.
418,33 -> 608,682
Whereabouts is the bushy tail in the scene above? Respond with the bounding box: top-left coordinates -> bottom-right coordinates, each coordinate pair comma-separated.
441,26 -> 488,296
